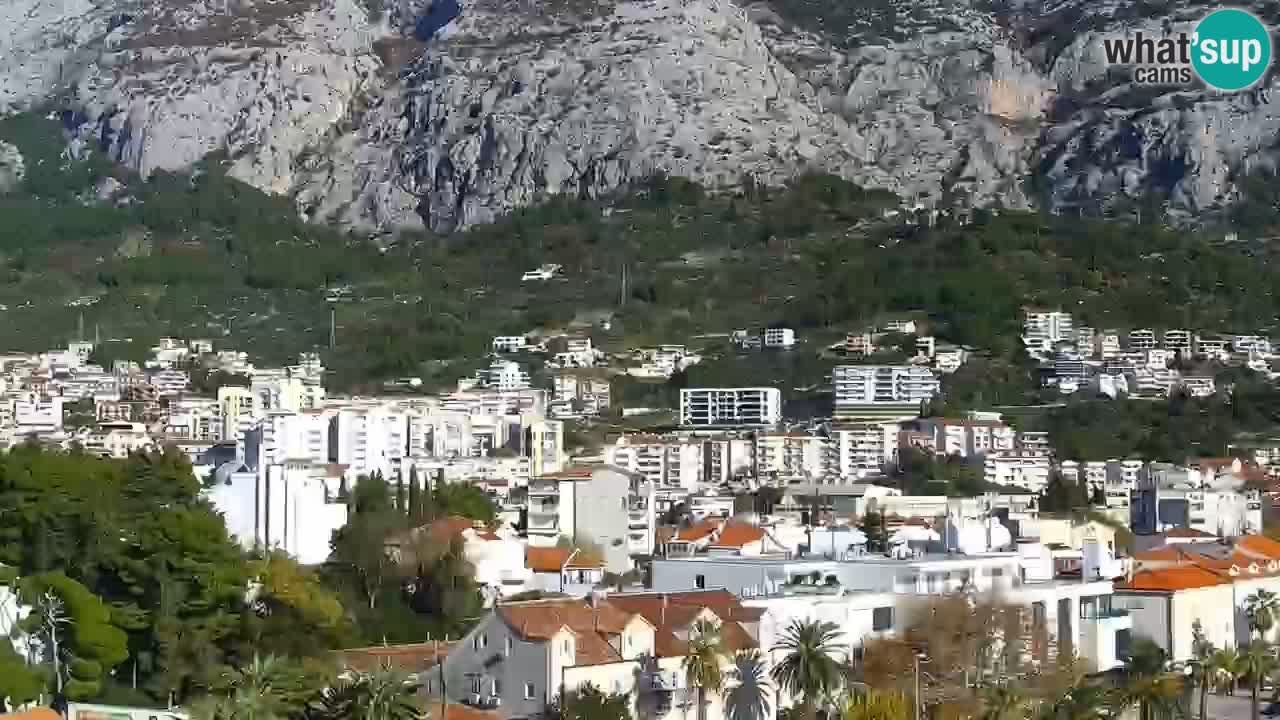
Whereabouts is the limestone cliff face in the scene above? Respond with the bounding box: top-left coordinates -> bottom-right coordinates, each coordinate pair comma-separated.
2,0 -> 1278,231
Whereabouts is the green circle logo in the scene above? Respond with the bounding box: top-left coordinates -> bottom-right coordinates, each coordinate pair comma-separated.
1191,8 -> 1272,91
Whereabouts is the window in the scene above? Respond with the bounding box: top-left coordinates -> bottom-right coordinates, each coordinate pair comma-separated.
505,637 -> 513,656
492,678 -> 501,695
474,633 -> 487,650
695,574 -> 706,589
524,682 -> 536,700
872,607 -> 894,632
563,639 -> 571,655
471,677 -> 482,694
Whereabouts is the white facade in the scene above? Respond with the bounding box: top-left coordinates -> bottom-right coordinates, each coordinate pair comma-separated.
679,388 -> 781,427
832,365 -> 939,421
984,452 -> 1052,493
525,465 -> 651,571
764,328 -> 796,348
826,423 -> 899,480
1023,310 -> 1074,357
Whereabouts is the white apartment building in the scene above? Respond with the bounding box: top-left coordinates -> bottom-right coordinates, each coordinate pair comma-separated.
476,361 -> 532,391
551,373 -> 611,419
606,436 -> 703,493
984,452 -> 1052,493
492,336 -> 529,353
764,328 -> 797,348
524,465 -> 651,571
1195,336 -> 1231,361
149,369 -> 189,397
1180,376 -> 1216,398
653,541 -> 1130,672
679,388 -> 781,427
627,345 -> 700,379
1129,329 -> 1157,350
845,332 -> 875,356
832,365 -> 939,421
80,421 -> 153,458
917,418 -> 1016,458
166,397 -> 223,441
1098,331 -> 1122,359
1075,327 -> 1096,358
218,386 -> 256,442
826,423 -> 899,480
1023,310 -> 1074,357
1164,329 -> 1192,355
1233,335 -> 1272,356
206,458 -> 347,565
1133,462 -> 1263,537
437,592 -> 766,720
756,432 -> 827,480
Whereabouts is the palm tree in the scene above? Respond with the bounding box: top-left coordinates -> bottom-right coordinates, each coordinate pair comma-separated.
309,666 -> 423,720
725,650 -> 774,720
842,689 -> 910,720
980,685 -> 1029,720
770,619 -> 845,720
193,655 -> 298,720
1118,639 -> 1184,720
1210,647 -> 1242,696
1190,621 -> 1215,720
1037,682 -> 1110,720
1247,590 -> 1280,640
683,619 -> 726,720
1240,640 -> 1278,720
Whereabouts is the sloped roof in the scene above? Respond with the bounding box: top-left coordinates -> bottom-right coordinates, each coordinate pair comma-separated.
1120,566 -> 1228,592
0,709 -> 61,720
1238,535 -> 1280,561
675,519 -> 722,542
334,641 -> 454,674
1165,528 -> 1214,539
711,523 -> 766,548
525,546 -> 604,573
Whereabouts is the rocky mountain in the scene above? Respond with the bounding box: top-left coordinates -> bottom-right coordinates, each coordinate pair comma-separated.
2,0 -> 1279,232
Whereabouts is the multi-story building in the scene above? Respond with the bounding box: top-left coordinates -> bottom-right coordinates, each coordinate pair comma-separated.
1022,310 -> 1074,357
1098,331 -> 1122,360
832,365 -> 939,421
148,368 -> 189,397
166,397 -> 223,441
1195,335 -> 1231,360
605,435 -> 703,493
1163,329 -> 1192,355
652,539 -> 1130,673
524,464 -> 651,571
475,361 -> 532,391
984,452 -> 1052,493
551,372 -> 611,419
764,328 -> 797,349
755,432 -> 827,481
436,592 -> 765,720
1128,329 -> 1157,351
917,418 -> 1016,458
80,421 -> 153,458
679,388 -> 781,427
1180,376 -> 1216,398
1074,327 -> 1096,358
492,336 -> 529,353
1133,462 -> 1263,537
1233,335 -> 1272,356
845,332 -> 875,356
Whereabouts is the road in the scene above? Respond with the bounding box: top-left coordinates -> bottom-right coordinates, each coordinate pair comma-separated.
1204,693 -> 1264,720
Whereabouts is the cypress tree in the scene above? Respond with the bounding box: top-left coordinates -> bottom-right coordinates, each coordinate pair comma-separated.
395,472 -> 406,513
407,466 -> 421,523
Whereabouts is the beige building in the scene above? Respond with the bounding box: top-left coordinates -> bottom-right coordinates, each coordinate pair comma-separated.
436,592 -> 766,720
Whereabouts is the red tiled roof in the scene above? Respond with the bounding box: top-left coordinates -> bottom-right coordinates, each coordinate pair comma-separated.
496,598 -> 652,667
424,704 -> 500,720
525,546 -> 604,573
1,709 -> 61,720
1120,566 -> 1227,592
537,465 -> 596,480
334,642 -> 454,674
1238,535 -> 1280,561
675,519 -> 722,542
710,523 -> 766,548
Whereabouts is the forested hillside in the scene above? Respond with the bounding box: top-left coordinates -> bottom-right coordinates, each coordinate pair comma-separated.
4,112 -> 1280,394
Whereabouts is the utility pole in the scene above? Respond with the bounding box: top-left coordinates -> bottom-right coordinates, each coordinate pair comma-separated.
913,653 -> 921,720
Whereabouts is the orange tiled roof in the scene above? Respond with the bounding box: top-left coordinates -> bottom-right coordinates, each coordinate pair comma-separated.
711,523 -> 766,548
676,519 -> 722,542
537,465 -> 596,480
1135,547 -> 1186,562
1166,528 -> 1214,539
1120,566 -> 1227,592
606,591 -> 760,654
1238,535 -> 1280,561
0,709 -> 61,720
496,598 -> 652,667
427,704 -> 500,720
525,546 -> 604,573
334,641 -> 454,673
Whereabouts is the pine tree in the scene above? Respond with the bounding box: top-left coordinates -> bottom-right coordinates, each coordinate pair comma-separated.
407,467 -> 421,524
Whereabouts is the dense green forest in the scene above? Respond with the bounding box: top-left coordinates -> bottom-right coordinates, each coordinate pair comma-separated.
0,446 -> 492,707
5,111 -> 1280,399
